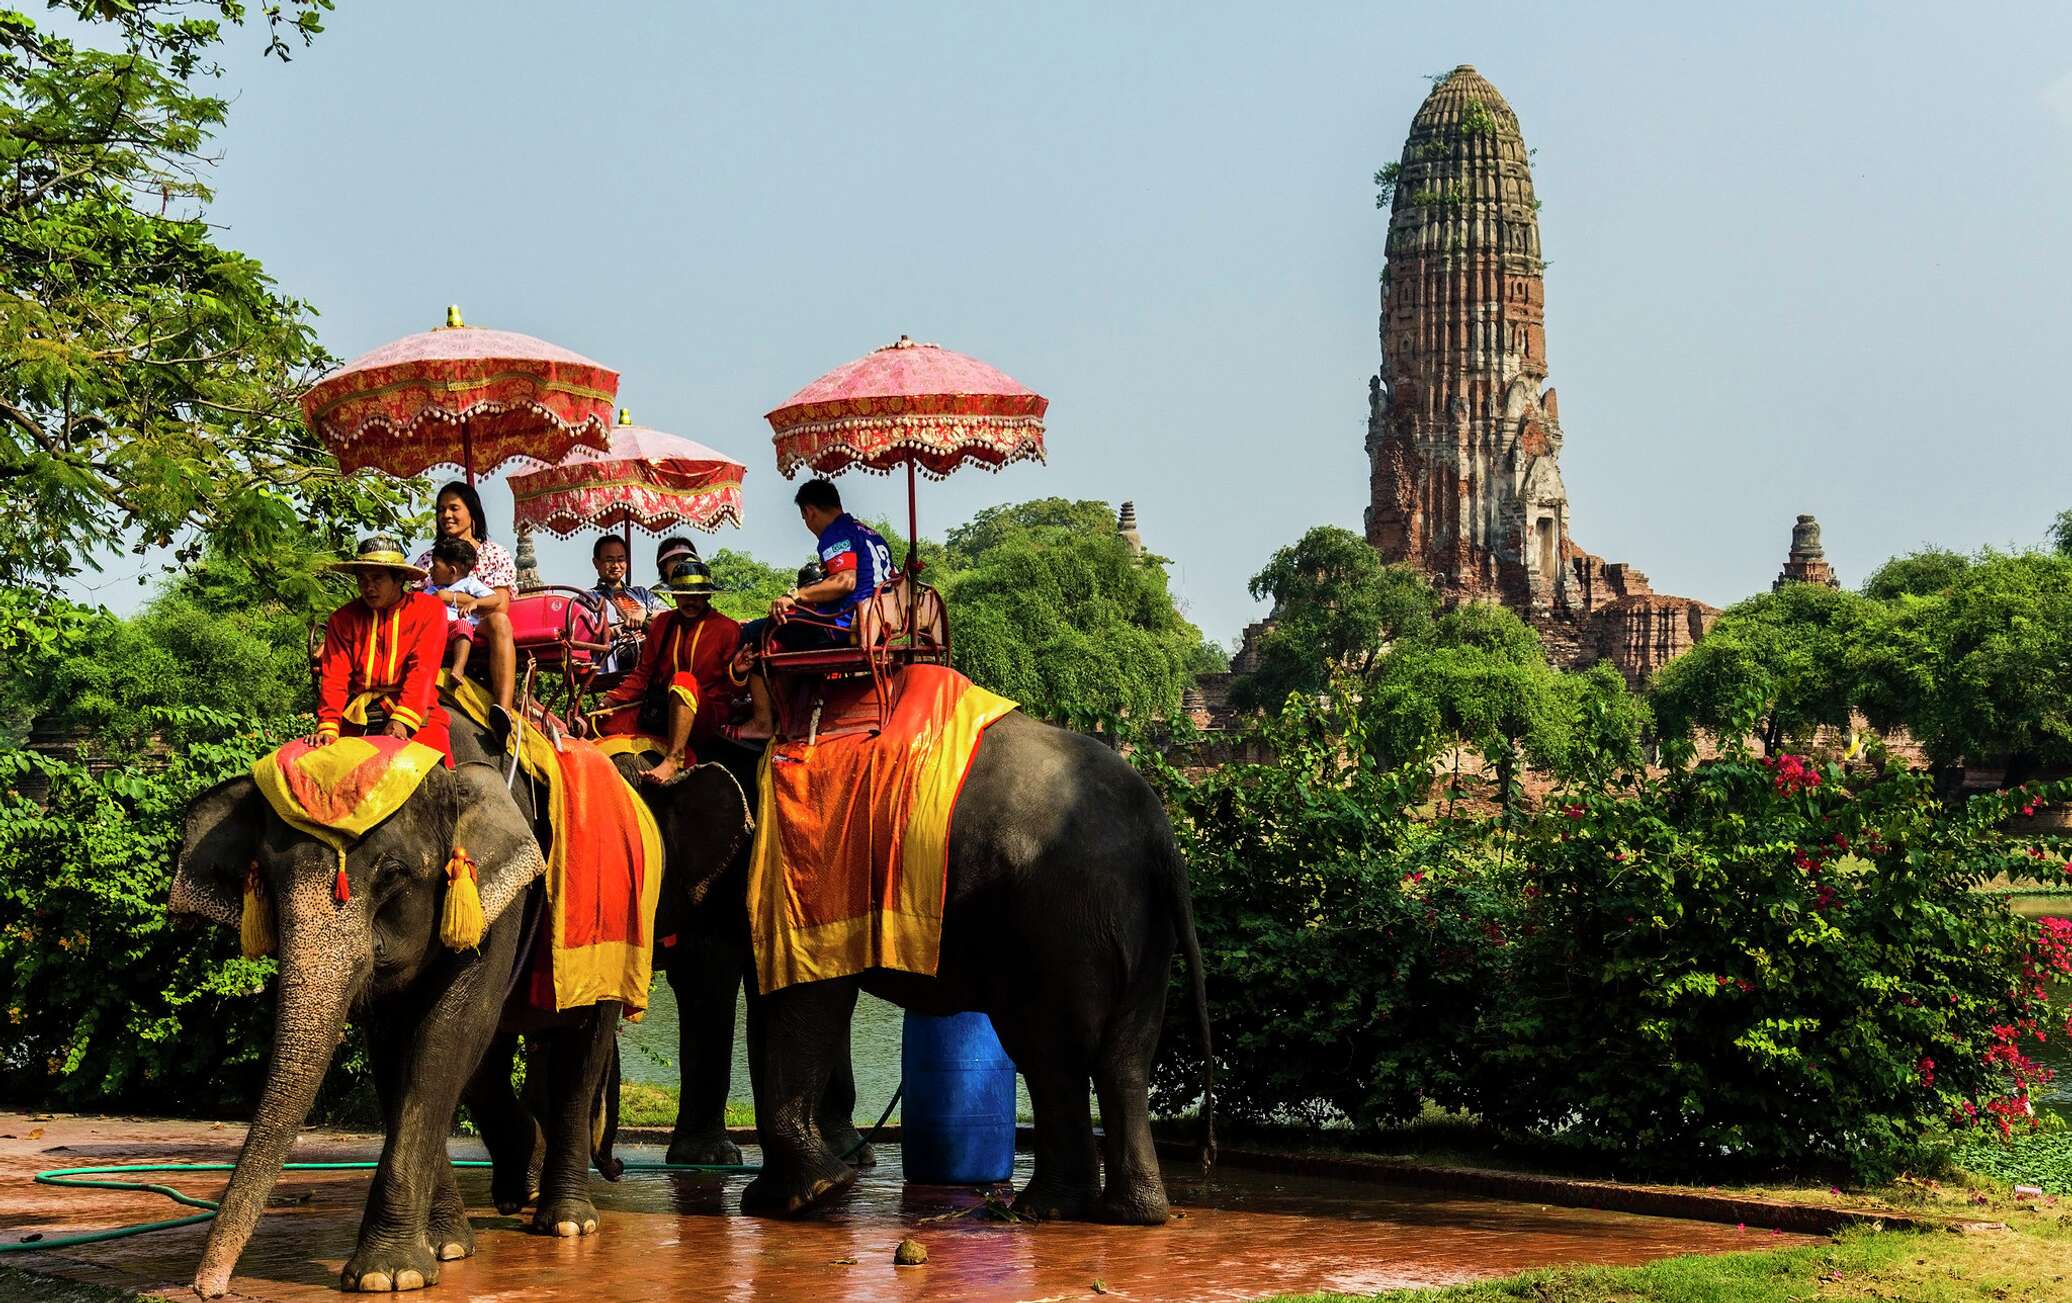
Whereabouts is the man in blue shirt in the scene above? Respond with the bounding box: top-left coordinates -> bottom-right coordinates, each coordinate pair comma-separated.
728,478 -> 893,741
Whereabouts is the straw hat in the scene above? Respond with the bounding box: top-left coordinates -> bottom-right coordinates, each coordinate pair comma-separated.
326,534 -> 429,581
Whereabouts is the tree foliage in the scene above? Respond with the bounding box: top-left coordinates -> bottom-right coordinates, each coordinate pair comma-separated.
1,0 -> 409,598
1232,525 -> 1437,711
1861,547 -> 1972,601
936,498 -> 1222,728
1651,583 -> 1874,757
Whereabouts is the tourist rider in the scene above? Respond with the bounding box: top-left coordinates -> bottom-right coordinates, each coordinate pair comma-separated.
413,481 -> 519,720
421,534 -> 495,682
728,478 -> 891,742
586,534 -> 668,675
595,559 -> 744,785
312,535 -> 455,764
655,535 -> 699,587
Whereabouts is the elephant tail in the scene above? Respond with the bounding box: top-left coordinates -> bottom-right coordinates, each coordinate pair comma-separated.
1168,844 -> 1216,1171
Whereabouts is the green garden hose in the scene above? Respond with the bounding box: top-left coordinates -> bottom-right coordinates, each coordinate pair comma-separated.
3,1086 -> 903,1255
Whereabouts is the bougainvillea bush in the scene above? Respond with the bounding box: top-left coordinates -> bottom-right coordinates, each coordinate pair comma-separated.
1470,751 -> 2072,1181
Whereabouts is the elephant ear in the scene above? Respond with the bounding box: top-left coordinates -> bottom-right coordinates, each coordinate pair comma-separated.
172,776 -> 267,929
652,762 -> 753,907
450,762 -> 546,928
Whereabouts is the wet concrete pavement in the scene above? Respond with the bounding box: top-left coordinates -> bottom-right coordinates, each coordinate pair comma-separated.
0,1114 -> 1804,1300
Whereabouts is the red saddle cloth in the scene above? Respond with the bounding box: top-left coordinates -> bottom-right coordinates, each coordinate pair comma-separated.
747,664 -> 1018,993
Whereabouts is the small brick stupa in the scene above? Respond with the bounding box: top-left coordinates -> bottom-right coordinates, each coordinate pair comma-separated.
1773,514 -> 1840,591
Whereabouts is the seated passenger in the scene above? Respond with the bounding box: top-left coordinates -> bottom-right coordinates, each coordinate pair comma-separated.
655,534 -> 699,588
585,534 -> 668,675
314,535 -> 454,764
596,560 -> 744,785
729,478 -> 891,742
413,481 -> 518,717
422,535 -> 496,681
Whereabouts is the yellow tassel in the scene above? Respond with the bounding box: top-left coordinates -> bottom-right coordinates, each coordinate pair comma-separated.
240,861 -> 275,959
440,848 -> 484,951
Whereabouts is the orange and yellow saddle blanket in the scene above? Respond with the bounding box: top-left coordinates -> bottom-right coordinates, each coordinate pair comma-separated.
440,677 -> 666,1016
251,735 -> 446,880
748,664 -> 1017,993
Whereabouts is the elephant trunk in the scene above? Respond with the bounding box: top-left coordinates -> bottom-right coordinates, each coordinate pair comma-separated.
192,912 -> 363,1298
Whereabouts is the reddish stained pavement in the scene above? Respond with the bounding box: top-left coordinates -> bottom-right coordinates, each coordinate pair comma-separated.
0,1114 -> 1801,1300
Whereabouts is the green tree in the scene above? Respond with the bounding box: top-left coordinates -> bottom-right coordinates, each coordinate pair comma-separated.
1856,551 -> 2072,778
1861,547 -> 1972,600
937,499 -> 1222,728
1651,582 -> 1873,756
706,546 -> 797,624
1,1 -> 408,603
1232,525 -> 1438,711
2049,509 -> 2072,559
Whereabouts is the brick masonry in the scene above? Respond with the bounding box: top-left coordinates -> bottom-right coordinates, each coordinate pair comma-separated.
1364,66 -> 1715,687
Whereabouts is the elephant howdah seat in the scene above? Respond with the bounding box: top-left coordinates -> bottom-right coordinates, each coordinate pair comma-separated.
757,570 -> 950,739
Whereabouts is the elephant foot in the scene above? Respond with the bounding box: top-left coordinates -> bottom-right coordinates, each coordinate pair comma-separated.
1096,1181 -> 1171,1226
492,1180 -> 539,1217
740,1151 -> 858,1218
531,1194 -> 600,1238
341,1238 -> 439,1292
820,1123 -> 878,1168
665,1128 -> 744,1167
426,1209 -> 475,1263
1013,1178 -> 1100,1222
490,1128 -> 543,1216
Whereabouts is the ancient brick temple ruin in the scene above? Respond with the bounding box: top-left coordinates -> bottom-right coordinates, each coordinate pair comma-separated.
1773,514 -> 1840,591
1364,66 -> 1714,685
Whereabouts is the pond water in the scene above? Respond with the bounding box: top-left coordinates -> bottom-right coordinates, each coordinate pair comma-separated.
2004,894 -> 2072,1119
621,982 -> 1035,1122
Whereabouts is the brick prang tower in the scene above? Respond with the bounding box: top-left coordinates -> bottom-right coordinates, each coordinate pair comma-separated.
1364,66 -> 1713,683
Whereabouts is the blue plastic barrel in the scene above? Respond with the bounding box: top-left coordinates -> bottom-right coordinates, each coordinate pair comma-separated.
899,1010 -> 1016,1184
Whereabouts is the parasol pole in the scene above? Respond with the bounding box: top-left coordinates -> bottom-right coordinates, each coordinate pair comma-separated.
904,458 -> 920,638
461,420 -> 476,486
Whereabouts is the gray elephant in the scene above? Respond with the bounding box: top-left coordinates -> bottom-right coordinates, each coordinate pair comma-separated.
170,714 -> 631,1296
643,710 -> 1215,1224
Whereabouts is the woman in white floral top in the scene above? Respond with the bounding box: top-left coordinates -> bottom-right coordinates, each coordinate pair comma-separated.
414,481 -> 518,712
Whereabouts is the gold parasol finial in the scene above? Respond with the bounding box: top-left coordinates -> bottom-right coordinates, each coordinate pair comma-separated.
444,304 -> 465,328
618,407 -> 632,425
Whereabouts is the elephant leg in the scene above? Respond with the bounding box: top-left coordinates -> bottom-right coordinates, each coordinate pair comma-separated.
462,1033 -> 541,1216
663,946 -> 744,1166
994,1009 -> 1099,1220
812,985 -> 876,1168
530,1004 -> 619,1237
343,948 -> 512,1293
426,1162 -> 474,1264
1091,995 -> 1171,1225
740,981 -> 858,1217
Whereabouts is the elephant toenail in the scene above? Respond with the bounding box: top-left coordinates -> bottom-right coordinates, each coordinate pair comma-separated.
394,1269 -> 424,1290
357,1272 -> 390,1292
437,1241 -> 467,1260
582,1219 -> 598,1235
554,1220 -> 579,1237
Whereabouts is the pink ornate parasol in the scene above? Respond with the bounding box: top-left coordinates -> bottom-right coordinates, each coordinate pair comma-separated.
765,336 -> 1046,482
302,307 -> 618,482
509,410 -> 746,538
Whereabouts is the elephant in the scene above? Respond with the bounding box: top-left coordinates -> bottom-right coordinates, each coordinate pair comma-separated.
632,748 -> 881,1170
169,707 -> 633,1296
641,709 -> 1216,1225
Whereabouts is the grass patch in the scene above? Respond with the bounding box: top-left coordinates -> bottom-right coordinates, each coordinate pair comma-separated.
1261,1219 -> 2072,1302
616,1081 -> 753,1130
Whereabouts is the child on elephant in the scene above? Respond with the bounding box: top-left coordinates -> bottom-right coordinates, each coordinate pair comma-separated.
423,534 -> 495,681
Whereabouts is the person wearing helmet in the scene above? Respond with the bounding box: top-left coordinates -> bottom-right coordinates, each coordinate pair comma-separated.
595,558 -> 743,784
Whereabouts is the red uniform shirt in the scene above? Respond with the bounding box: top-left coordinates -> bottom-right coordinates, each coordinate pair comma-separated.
315,591 -> 453,760
606,605 -> 742,743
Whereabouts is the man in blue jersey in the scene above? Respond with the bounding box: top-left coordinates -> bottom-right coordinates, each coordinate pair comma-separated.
728,478 -> 893,741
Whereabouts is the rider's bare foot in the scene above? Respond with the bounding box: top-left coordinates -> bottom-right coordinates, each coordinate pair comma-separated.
643,752 -> 686,785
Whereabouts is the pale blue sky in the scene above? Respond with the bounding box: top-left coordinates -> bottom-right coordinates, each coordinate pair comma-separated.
89,1 -> 2072,645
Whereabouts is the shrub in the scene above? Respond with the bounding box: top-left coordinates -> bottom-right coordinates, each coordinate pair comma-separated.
1147,696 -> 1519,1128
1473,751 -> 2071,1182
0,726 -> 290,1113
